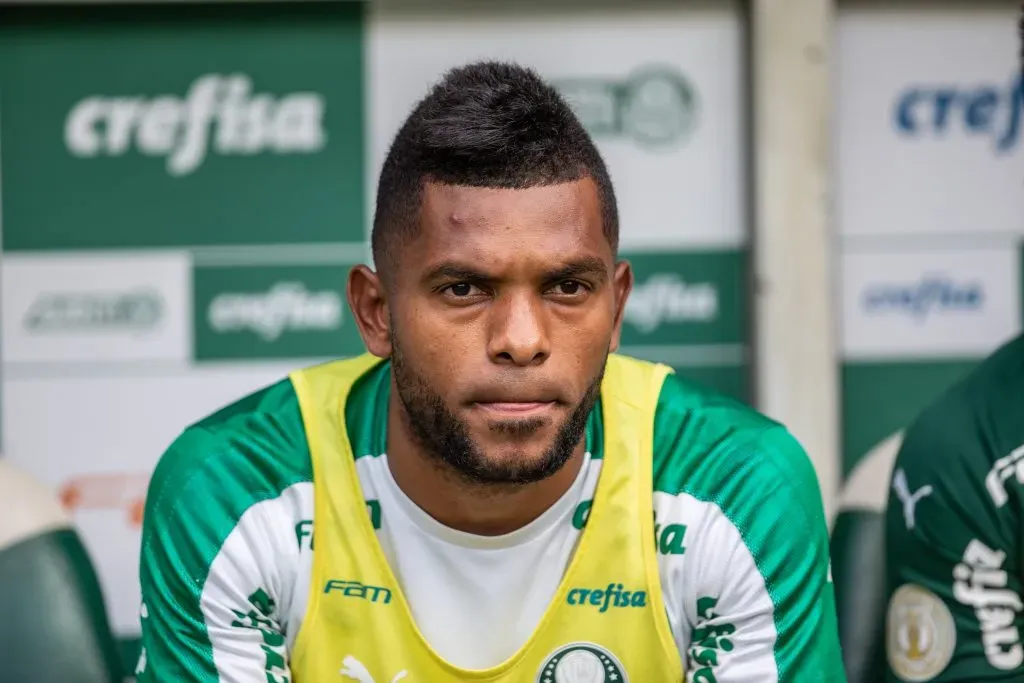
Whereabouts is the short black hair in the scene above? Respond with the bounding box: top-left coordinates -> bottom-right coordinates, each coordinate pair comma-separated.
371,61 -> 618,276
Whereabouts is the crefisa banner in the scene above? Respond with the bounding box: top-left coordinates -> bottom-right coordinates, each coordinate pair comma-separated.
836,5 -> 1023,478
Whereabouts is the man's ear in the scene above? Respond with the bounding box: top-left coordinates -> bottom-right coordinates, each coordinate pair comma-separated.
609,259 -> 633,352
347,265 -> 392,358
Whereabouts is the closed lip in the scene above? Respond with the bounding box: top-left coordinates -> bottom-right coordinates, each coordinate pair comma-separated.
473,401 -> 556,416
466,384 -> 562,406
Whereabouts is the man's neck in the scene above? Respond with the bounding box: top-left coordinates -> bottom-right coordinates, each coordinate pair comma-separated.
384,398 -> 585,537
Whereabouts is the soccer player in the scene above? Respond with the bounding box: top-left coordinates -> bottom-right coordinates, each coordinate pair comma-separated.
884,331 -> 1024,682
882,9 -> 1024,682
137,61 -> 843,682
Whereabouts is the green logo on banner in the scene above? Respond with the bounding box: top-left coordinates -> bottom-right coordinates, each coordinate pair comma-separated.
193,264 -> 366,360
621,250 -> 743,346
554,65 -> 698,148
65,73 -> 327,177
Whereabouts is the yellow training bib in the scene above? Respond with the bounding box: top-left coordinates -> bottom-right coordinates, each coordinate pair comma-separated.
289,353 -> 683,682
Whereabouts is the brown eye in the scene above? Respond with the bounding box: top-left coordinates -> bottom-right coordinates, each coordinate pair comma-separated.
555,280 -> 584,295
448,283 -> 474,297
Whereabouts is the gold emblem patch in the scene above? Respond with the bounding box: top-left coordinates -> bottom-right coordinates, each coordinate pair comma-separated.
886,584 -> 956,681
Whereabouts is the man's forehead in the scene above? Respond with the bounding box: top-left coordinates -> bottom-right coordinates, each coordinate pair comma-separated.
418,179 -> 602,239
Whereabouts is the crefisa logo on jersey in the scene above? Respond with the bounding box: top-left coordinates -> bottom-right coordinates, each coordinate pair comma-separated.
860,275 -> 984,322
893,73 -> 1023,153
536,642 -> 628,683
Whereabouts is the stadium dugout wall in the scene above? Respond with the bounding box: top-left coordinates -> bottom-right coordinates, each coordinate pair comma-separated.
8,0 -> 1023,676
835,0 -> 1024,521
0,0 -> 775,672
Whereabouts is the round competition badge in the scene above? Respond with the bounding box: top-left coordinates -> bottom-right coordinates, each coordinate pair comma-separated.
886,583 -> 956,681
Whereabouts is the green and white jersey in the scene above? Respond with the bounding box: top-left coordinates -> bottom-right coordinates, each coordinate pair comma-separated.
885,332 -> 1024,682
137,359 -> 843,682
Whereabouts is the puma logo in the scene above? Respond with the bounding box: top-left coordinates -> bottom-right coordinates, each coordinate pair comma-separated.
340,655 -> 408,683
892,468 -> 933,531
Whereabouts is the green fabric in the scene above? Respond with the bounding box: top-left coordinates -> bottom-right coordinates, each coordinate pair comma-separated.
138,379 -> 311,682
652,371 -> 845,679
0,527 -> 123,683
885,333 -> 1024,681
831,509 -> 887,683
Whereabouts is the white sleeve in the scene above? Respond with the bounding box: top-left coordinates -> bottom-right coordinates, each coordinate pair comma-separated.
658,492 -> 787,681
200,491 -> 307,682
667,433 -> 844,682
683,506 -> 781,682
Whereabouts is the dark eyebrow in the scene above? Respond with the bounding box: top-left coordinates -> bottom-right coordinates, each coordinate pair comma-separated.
544,256 -> 608,284
422,264 -> 487,284
422,256 -> 609,286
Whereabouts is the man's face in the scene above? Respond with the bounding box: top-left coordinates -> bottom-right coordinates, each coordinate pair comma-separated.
380,178 -> 631,485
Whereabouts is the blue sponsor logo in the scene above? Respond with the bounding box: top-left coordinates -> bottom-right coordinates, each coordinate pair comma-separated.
861,276 -> 984,321
894,75 -> 1023,152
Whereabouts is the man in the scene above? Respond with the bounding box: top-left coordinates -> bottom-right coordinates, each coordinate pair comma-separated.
137,61 -> 843,682
882,9 -> 1024,682
884,331 -> 1024,682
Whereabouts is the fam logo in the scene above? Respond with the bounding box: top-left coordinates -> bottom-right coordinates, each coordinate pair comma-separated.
552,65 -> 698,149
893,73 -> 1023,152
24,289 -> 164,333
860,276 -> 983,322
64,73 -> 327,176
324,579 -> 393,605
536,642 -> 628,683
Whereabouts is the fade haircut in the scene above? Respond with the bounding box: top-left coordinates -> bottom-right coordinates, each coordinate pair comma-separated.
371,61 -> 619,278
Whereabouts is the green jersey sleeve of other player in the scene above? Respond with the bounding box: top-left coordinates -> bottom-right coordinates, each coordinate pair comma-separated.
885,333 -> 1024,682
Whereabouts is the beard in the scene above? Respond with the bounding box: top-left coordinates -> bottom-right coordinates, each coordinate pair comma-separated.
389,335 -> 604,487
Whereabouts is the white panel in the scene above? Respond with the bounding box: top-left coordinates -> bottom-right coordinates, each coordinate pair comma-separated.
367,1 -> 744,249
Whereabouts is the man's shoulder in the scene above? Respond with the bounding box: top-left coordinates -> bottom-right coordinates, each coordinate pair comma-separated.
900,332 -> 1024,473
652,370 -> 802,485
144,377 -> 313,526
650,370 -> 823,526
648,370 -> 830,620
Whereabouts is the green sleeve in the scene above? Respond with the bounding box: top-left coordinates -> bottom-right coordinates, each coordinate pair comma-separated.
746,427 -> 846,681
884,393 -> 1024,681
652,373 -> 846,681
137,426 -> 299,682
684,427 -> 846,681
